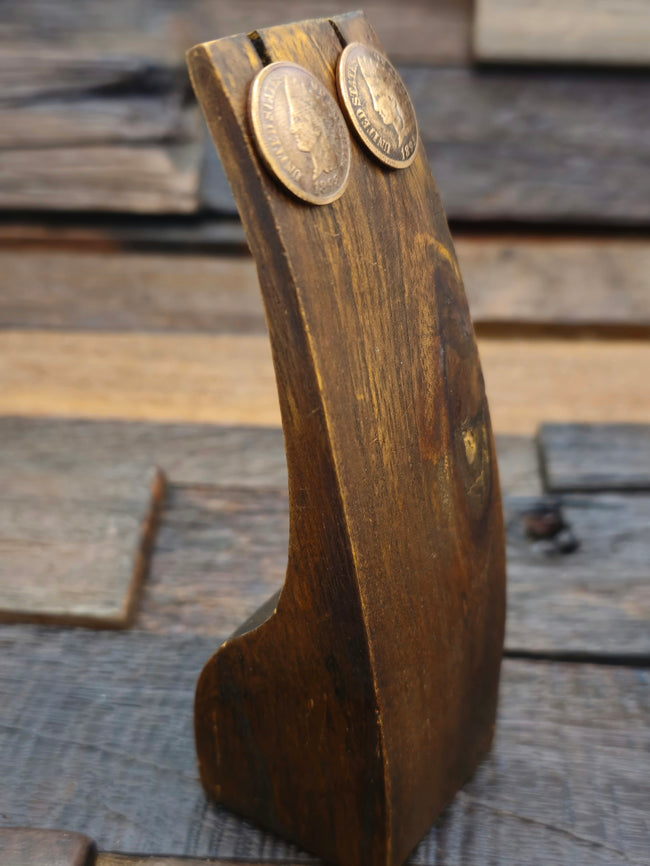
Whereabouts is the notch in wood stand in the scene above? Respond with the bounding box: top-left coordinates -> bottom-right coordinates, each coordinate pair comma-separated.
187,12 -> 505,866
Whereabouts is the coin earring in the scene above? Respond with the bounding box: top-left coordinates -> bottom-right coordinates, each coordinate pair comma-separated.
336,43 -> 418,169
249,61 -> 351,205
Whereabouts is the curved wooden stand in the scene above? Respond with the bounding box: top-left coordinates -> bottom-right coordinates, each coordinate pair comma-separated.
187,12 -> 505,866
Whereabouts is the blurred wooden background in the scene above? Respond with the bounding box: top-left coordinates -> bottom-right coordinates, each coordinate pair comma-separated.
0,2 -> 648,865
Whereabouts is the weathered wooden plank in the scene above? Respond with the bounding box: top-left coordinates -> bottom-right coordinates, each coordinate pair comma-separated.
0,417 -> 536,497
98,858 -> 268,866
0,628 -> 646,863
0,142 -> 201,214
139,483 -> 650,656
2,239 -> 649,333
0,96 -> 196,150
1,331 -> 649,434
505,494 -> 650,657
0,418 -> 289,490
539,423 -> 650,492
0,217 -> 248,255
474,0 -> 650,66
0,418 -> 164,626
0,829 -> 95,866
0,252 -> 265,334
138,486 -> 289,637
202,66 -> 650,222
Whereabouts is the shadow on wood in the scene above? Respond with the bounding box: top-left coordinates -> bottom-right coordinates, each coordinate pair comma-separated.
187,12 -> 505,866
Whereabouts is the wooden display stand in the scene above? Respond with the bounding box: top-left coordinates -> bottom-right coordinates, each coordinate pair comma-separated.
187,12 -> 505,866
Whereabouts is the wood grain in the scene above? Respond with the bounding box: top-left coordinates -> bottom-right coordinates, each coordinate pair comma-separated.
189,12 -> 506,864
0,331 -> 648,434
137,485 -> 289,638
474,0 -> 650,65
539,423 -> 650,492
2,238 -> 649,333
0,829 -> 96,866
0,418 -> 164,627
202,66 -> 650,222
0,627 -> 647,864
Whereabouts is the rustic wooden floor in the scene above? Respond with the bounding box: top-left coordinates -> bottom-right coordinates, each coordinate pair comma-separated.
0,2 -> 648,865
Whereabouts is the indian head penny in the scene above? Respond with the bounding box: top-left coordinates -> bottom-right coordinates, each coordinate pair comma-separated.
249,61 -> 351,205
337,43 -> 418,169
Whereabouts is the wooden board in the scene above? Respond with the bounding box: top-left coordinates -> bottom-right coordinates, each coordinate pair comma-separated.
138,485 -> 289,638
539,423 -> 650,493
2,239 -> 648,334
0,143 -> 201,214
505,494 -> 650,657
0,217 -> 248,255
137,483 -> 650,657
202,66 -> 650,222
0,417 -> 289,489
0,418 -> 164,627
0,829 -> 95,866
0,86 -> 195,150
474,0 -> 650,66
98,858 -> 265,866
0,331 -> 648,435
0,627 -> 646,864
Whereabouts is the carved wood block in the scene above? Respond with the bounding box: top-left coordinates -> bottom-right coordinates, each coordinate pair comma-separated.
187,12 -> 506,866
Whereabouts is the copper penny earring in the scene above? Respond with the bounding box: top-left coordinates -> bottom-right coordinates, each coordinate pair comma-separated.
249,61 -> 351,205
337,43 -> 418,169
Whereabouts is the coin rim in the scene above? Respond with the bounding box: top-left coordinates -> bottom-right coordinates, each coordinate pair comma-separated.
248,60 -> 351,206
337,42 -> 418,170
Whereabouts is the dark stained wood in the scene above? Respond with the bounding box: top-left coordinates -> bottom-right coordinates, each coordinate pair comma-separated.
0,829 -> 96,866
0,627 -> 647,864
2,238 -> 649,334
202,66 -> 650,223
0,419 -> 165,627
539,423 -> 650,492
474,0 -> 650,66
188,12 -> 506,865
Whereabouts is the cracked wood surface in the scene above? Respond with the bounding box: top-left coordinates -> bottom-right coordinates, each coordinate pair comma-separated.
0,627 -> 646,864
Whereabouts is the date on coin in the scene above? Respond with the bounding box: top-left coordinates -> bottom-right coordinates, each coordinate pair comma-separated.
337,43 -> 418,169
249,61 -> 351,205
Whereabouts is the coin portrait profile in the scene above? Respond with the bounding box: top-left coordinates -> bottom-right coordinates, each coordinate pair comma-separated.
249,61 -> 351,205
337,43 -> 418,169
